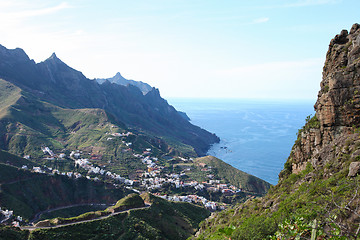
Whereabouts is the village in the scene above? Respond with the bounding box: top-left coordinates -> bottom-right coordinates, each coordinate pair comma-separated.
22,139 -> 245,210
0,207 -> 22,227
2,130 -> 249,227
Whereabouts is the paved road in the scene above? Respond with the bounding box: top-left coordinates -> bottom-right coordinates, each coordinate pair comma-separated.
29,203 -> 110,224
21,205 -> 150,231
0,216 -> 10,224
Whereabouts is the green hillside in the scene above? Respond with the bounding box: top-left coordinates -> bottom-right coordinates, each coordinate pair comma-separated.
0,79 -> 21,118
195,137 -> 360,239
20,193 -> 210,240
0,46 -> 220,156
106,193 -> 145,212
193,156 -> 271,194
0,149 -> 36,169
0,80 -> 188,177
0,159 -> 127,220
0,84 -> 128,158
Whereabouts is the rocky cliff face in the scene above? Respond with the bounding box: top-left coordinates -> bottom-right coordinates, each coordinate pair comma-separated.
288,23 -> 360,175
195,24 -> 360,240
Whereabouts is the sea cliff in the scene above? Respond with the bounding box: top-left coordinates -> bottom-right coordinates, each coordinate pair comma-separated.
195,23 -> 360,240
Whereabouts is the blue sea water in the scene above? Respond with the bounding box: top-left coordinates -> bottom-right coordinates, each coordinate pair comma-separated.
168,98 -> 315,185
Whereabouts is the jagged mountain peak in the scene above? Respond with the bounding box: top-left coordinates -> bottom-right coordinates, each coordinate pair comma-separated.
0,43 -> 219,155
114,72 -> 124,78
43,52 -> 68,67
48,52 -> 59,60
96,71 -> 153,95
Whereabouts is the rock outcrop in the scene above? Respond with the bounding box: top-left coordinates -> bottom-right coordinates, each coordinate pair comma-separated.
195,24 -> 360,240
287,23 -> 360,175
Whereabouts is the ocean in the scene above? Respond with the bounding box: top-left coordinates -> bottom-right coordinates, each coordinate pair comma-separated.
168,98 -> 315,185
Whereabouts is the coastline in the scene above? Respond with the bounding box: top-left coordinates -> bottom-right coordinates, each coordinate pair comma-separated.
168,98 -> 315,185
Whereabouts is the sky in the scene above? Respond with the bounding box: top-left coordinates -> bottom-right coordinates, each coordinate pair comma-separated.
1,0 -> 359,100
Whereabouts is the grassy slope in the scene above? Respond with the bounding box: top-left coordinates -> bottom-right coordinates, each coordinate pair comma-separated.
27,193 -> 210,240
39,193 -> 145,226
3,96 -> 121,157
0,226 -> 29,240
0,149 -> 37,170
108,193 -> 145,211
195,131 -> 360,240
192,156 -> 271,194
0,79 -> 196,177
0,79 -> 21,119
0,78 -> 127,157
38,205 -> 108,221
0,83 -> 144,177
0,153 -> 127,220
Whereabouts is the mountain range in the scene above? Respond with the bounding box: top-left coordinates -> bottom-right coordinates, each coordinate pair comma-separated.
1,23 -> 359,240
0,42 -> 274,239
0,45 -> 219,156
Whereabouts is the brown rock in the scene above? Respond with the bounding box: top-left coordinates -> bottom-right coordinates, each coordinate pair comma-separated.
350,23 -> 360,34
348,162 -> 360,177
284,24 -> 360,178
34,220 -> 51,227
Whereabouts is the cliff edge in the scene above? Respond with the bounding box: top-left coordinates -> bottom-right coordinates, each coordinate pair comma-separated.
289,23 -> 360,176
195,23 -> 360,240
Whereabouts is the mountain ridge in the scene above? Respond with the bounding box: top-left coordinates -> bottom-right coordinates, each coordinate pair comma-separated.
0,45 -> 219,156
95,72 -> 153,95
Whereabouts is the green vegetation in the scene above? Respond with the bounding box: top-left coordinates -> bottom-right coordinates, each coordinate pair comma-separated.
0,150 -> 36,169
0,226 -> 29,240
26,194 -> 210,240
40,194 -> 144,226
0,79 -> 21,119
267,216 -> 352,240
195,134 -> 360,239
0,80 -> 199,179
162,136 -> 197,157
106,193 -> 145,213
323,84 -> 330,93
193,156 -> 271,194
43,210 -> 110,226
0,163 -> 35,184
39,205 -> 108,221
297,114 -> 320,137
0,158 -> 127,220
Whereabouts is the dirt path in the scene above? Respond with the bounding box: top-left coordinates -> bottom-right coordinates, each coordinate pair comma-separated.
21,205 -> 150,231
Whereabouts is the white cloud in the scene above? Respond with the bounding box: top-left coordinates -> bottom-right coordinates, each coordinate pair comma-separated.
0,2 -> 72,20
19,2 -> 71,17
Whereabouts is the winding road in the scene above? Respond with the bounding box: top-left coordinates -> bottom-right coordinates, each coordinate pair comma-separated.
29,203 -> 110,224
20,204 -> 151,231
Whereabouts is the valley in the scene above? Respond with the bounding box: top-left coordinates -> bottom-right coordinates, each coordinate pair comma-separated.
0,15 -> 359,239
0,43 -> 270,239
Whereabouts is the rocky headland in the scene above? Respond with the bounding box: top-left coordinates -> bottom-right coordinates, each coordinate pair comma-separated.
195,23 -> 360,240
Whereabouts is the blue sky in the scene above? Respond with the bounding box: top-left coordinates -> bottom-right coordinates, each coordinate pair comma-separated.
1,0 -> 359,99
